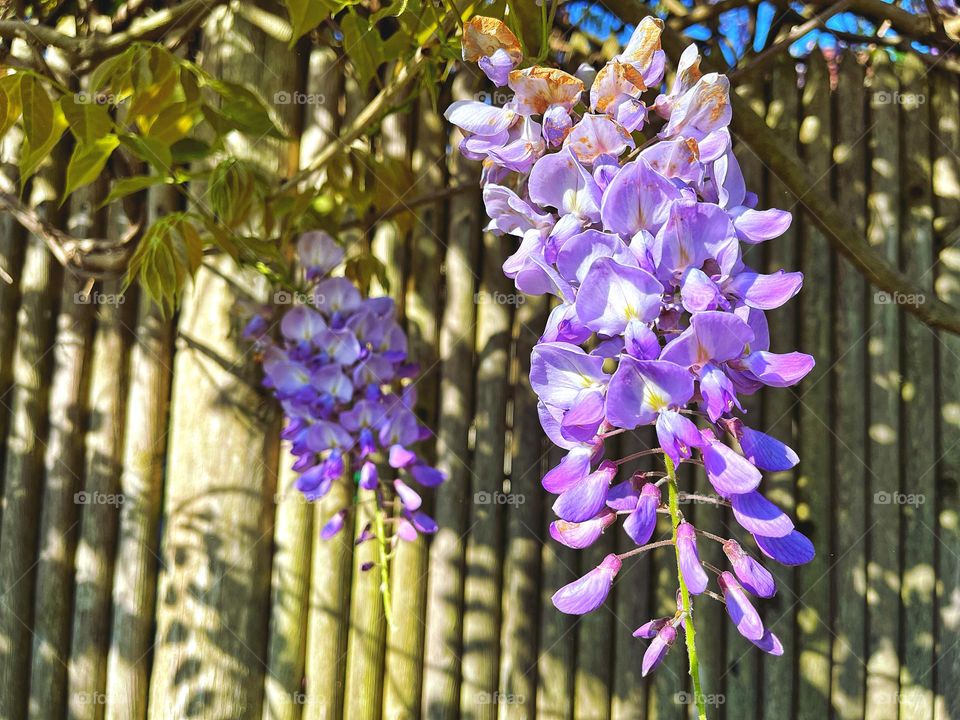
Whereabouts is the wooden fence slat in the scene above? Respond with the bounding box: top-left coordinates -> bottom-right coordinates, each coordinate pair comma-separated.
610,428 -> 651,720
147,12 -> 283,718
26,273 -> 92,720
830,56 -> 868,720
0,129 -> 27,476
931,69 -> 960,720
342,82 -> 411,720
67,276 -> 132,720
421,70 -> 482,720
864,50 -> 903,720
498,294 -> 548,720
760,58 -> 801,720
297,45 -> 352,720
104,287 -> 174,720
381,92 -> 447,720
898,54 -> 937,720
536,445 -> 576,720
719,79 -> 768,720
795,51 -> 834,720
0,173 -> 64,719
459,230 -> 513,719
573,523 -> 614,720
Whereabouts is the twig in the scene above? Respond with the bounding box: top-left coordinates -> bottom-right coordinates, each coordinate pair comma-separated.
730,0 -> 855,80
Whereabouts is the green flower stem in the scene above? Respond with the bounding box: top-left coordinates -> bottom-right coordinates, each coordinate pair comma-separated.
372,495 -> 395,631
665,455 -> 708,720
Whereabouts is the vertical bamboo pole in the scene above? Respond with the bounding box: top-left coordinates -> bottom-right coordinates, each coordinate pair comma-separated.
259,34 -> 313,720
795,51 -> 833,720
830,56 -> 868,720
421,70 -> 481,720
67,275 -> 132,720
537,445 -> 576,720
0,165 -> 64,720
459,232 -> 513,718
104,273 -> 175,719
897,53 -> 936,720
931,69 -> 960,720
0,128 -> 27,470
382,90 -> 446,720
147,10 -> 287,718
760,57 -> 800,720
26,241 -> 94,718
300,47 -> 352,720
719,78 -> 768,720
342,104 -> 411,720
863,50 -> 902,720
574,538 -> 613,720
611,428 -> 652,720
498,294 -> 548,720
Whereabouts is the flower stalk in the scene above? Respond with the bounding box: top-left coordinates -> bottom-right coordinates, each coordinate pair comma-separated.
666,455 -> 707,720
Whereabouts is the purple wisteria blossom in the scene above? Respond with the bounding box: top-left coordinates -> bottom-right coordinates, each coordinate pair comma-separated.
450,15 -> 815,691
245,231 -> 445,551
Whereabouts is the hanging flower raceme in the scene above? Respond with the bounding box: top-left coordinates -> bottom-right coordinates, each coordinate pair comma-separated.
245,231 -> 445,549
449,14 -> 814,698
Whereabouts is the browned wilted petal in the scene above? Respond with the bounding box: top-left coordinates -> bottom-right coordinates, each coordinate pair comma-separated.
619,16 -> 663,69
508,66 -> 585,115
462,16 -> 523,64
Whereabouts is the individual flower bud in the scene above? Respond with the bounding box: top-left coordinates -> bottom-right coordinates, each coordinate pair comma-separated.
393,478 -> 422,511
718,570 -> 764,641
676,522 -> 709,594
724,539 -> 776,598
552,460 -> 616,523
642,623 -> 678,676
552,553 -> 621,615
542,105 -> 573,146
632,617 -> 669,639
359,461 -> 378,490
321,510 -> 347,540
623,483 -> 660,546
550,509 -> 617,549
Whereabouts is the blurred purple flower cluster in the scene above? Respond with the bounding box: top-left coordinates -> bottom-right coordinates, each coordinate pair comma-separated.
245,231 -> 444,544
449,15 -> 815,672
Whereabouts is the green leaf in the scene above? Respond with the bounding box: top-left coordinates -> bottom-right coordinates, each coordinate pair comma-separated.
63,134 -> 120,200
100,174 -> 169,207
285,0 -> 334,44
205,78 -> 285,138
0,74 -> 22,138
60,93 -> 113,143
20,90 -> 67,187
120,133 -> 172,173
146,100 -> 199,145
20,74 -> 55,154
341,12 -> 383,87
170,137 -> 211,164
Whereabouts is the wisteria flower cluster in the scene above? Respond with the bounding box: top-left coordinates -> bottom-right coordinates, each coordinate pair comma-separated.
245,231 -> 445,549
448,14 -> 815,689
